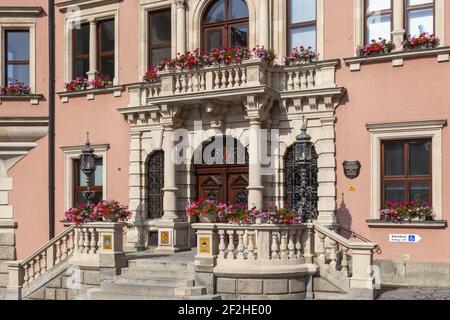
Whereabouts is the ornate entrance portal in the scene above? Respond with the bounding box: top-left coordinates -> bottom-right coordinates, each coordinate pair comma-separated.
195,137 -> 249,205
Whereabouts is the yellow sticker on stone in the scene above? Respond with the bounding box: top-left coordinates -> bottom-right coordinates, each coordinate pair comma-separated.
199,237 -> 210,254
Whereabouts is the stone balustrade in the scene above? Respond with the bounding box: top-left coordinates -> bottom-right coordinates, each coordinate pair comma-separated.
125,59 -> 340,109
6,222 -> 126,300
192,222 -> 377,298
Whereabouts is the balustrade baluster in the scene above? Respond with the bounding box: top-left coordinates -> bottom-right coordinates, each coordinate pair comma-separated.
318,233 -> 326,263
288,231 -> 296,259
247,231 -> 256,260
236,230 -> 245,260
83,228 -> 90,254
280,231 -> 288,259
307,70 -> 315,88
296,229 -> 303,259
41,251 -> 47,272
69,232 -> 75,254
227,230 -> 236,260
89,228 -> 97,254
214,70 -> 221,89
78,228 -> 85,254
61,237 -> 68,260
330,240 -> 338,269
295,71 -> 301,89
341,247 -> 349,276
34,256 -> 41,279
301,71 -> 307,88
271,232 -> 280,260
200,72 -> 206,90
218,230 -> 226,259
23,264 -> 30,286
241,68 -> 246,84
29,260 -> 35,283
287,72 -> 293,90
226,69 -> 232,88
55,240 -> 62,264
175,75 -> 181,93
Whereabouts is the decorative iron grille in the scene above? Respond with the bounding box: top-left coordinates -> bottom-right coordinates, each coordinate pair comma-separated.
284,145 -> 318,221
147,150 -> 164,219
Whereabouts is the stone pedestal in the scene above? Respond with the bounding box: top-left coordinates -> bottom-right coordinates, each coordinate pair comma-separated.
155,220 -> 190,254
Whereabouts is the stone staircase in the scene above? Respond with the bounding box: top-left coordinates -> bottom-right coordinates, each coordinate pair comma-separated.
78,252 -> 221,300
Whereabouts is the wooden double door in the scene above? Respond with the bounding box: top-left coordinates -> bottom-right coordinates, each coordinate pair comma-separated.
196,164 -> 249,205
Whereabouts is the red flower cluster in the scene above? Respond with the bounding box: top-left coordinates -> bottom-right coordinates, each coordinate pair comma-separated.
357,38 -> 394,57
379,201 -> 433,222
0,81 -> 31,95
284,46 -> 319,65
64,199 -> 131,224
402,32 -> 440,50
143,66 -> 159,82
65,73 -> 112,92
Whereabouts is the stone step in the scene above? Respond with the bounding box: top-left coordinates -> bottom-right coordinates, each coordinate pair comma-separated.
87,289 -> 221,301
127,259 -> 194,272
100,281 -> 180,296
114,275 -> 195,287
313,291 -> 352,300
120,267 -> 193,279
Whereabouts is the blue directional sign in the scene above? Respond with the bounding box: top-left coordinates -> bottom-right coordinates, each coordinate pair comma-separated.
389,234 -> 422,243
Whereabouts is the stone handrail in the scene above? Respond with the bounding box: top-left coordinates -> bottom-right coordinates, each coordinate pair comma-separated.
6,225 -> 76,296
313,223 -> 377,290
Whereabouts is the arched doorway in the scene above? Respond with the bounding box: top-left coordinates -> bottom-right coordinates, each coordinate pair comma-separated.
195,136 -> 249,205
202,0 -> 249,51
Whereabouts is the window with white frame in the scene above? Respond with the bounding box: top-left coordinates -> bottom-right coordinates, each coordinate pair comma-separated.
58,1 -> 119,84
367,120 -> 445,220
365,0 -> 392,42
0,8 -> 38,92
405,0 -> 435,36
288,0 -> 317,51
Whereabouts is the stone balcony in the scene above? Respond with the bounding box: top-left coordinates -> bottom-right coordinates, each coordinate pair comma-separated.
120,59 -> 345,119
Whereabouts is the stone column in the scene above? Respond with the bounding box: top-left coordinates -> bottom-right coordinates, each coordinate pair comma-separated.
126,131 -> 145,251
87,20 -> 97,81
156,105 -> 190,253
248,118 -> 264,210
244,95 -> 273,211
259,0 -> 270,48
392,0 -> 405,51
175,0 -> 186,53
316,117 -> 338,228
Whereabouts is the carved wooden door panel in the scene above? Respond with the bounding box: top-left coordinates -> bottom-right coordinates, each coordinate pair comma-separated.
227,173 -> 249,206
197,174 -> 224,202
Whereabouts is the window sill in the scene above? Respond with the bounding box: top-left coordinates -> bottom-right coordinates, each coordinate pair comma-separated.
344,46 -> 450,71
0,94 -> 43,105
57,85 -> 123,103
366,219 -> 447,229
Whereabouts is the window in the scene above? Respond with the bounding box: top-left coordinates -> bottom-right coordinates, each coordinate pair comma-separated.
202,0 -> 249,51
4,30 -> 30,85
147,150 -> 164,219
287,0 -> 317,51
73,23 -> 90,77
97,19 -> 115,79
365,0 -> 392,43
381,139 -> 432,206
406,0 -> 435,36
73,157 -> 104,206
148,9 -> 171,67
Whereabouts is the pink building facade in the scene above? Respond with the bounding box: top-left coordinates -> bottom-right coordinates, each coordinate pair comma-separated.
0,0 -> 449,293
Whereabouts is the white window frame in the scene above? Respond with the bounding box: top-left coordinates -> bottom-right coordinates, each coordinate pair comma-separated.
61,144 -> 109,210
58,1 -> 120,84
139,0 -> 175,78
354,0 -> 445,52
367,120 -> 446,220
0,11 -> 38,93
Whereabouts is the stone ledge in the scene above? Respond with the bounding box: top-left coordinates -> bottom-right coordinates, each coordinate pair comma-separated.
366,220 -> 448,229
57,86 -> 124,103
344,46 -> 450,71
0,94 -> 43,105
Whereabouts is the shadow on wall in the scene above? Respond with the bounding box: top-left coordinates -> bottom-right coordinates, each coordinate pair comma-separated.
336,192 -> 353,239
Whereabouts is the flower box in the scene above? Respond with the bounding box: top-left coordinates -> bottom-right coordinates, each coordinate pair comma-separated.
0,81 -> 31,95
284,46 -> 319,65
403,33 -> 440,50
65,73 -> 113,92
64,199 -> 131,225
379,201 -> 434,223
357,38 -> 394,57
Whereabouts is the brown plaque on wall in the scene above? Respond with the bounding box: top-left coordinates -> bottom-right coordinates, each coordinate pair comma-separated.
343,161 -> 361,179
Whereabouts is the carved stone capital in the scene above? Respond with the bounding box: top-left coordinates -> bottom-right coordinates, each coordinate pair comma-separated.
173,0 -> 186,9
159,104 -> 184,129
243,94 -> 274,122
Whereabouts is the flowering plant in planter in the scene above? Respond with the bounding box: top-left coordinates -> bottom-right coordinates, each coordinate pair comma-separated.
65,75 -> 89,92
217,204 -> 258,224
0,81 -> 31,95
174,49 -> 211,70
64,204 -> 98,225
380,201 -> 434,222
402,33 -> 440,50
252,46 -> 276,63
284,46 -> 319,65
266,206 -> 303,225
93,200 -> 132,222
143,66 -> 159,82
186,199 -> 226,223
90,73 -> 113,89
357,38 -> 394,57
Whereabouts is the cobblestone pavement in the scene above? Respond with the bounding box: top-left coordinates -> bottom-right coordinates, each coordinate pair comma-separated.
377,287 -> 450,300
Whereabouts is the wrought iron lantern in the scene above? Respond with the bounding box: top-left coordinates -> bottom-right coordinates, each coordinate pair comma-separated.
286,117 -> 318,222
80,133 -> 97,206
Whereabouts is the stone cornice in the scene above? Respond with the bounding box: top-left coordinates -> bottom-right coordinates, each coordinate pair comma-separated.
55,0 -> 121,12
60,144 -> 110,154
0,6 -> 43,16
0,117 -> 49,127
366,119 -> 448,132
